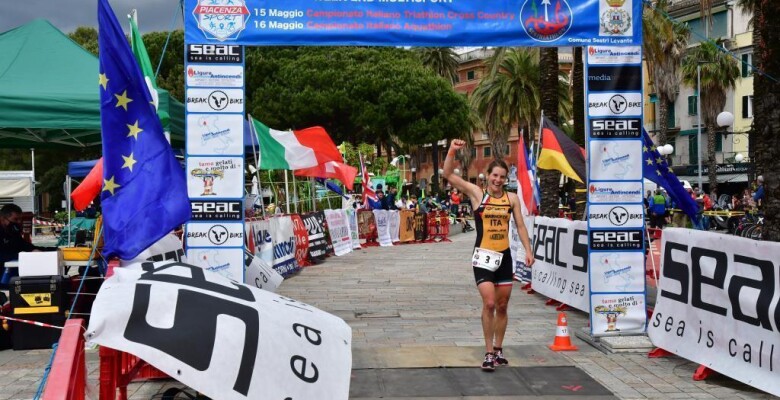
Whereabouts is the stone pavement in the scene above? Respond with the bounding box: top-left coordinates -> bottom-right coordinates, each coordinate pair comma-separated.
0,228 -> 777,399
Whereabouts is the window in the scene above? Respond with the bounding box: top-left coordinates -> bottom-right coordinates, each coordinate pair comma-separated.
742,53 -> 753,78
742,95 -> 753,119
687,96 -> 698,116
467,70 -> 475,80
667,100 -> 676,128
483,146 -> 491,158
481,131 -> 489,140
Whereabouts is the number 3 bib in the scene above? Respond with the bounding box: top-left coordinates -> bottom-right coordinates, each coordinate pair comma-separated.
472,248 -> 503,272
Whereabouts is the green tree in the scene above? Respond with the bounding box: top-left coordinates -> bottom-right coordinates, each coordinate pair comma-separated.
68,27 -> 98,56
643,0 -> 690,146
681,41 -> 740,192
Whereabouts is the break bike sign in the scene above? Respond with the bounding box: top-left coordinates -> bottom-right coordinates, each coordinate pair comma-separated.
183,0 -> 642,47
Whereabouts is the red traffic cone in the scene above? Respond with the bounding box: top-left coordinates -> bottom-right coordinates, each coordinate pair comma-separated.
549,312 -> 578,351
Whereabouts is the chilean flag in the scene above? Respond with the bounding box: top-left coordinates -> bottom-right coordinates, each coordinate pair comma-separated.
517,135 -> 538,215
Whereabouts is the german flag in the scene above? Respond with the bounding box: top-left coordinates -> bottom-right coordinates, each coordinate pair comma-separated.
537,117 -> 587,183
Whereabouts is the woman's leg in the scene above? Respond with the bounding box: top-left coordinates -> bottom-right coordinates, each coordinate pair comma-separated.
492,284 -> 513,349
477,281 -> 497,353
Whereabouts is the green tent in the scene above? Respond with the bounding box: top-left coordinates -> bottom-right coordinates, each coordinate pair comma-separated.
0,19 -> 184,148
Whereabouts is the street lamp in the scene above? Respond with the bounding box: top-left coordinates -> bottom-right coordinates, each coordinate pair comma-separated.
735,153 -> 745,163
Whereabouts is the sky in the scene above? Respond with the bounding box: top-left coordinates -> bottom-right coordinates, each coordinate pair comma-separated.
0,0 -> 182,35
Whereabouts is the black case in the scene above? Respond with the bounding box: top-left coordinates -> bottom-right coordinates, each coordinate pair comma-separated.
9,275 -> 67,350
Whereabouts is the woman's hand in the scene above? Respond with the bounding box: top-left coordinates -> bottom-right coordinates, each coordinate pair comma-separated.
450,139 -> 466,152
525,252 -> 535,267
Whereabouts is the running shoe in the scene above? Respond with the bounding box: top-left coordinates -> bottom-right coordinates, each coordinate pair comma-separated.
481,352 -> 496,371
493,347 -> 508,366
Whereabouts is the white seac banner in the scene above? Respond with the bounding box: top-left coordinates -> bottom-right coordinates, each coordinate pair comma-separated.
87,262 -> 352,400
372,210 -> 393,247
530,217 -> 590,311
510,215 -> 535,282
244,250 -> 283,293
649,228 -> 780,397
324,209 -> 353,256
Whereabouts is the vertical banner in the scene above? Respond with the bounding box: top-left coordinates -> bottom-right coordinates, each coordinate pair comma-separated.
398,210 -> 416,243
346,209 -> 362,249
585,45 -> 646,336
290,214 -> 310,267
372,209 -> 393,247
388,210 -> 400,243
269,216 -> 299,276
324,209 -> 352,256
184,43 -> 245,283
302,212 -> 329,259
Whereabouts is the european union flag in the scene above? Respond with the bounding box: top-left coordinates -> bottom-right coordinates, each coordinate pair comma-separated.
98,0 -> 190,259
642,128 -> 699,224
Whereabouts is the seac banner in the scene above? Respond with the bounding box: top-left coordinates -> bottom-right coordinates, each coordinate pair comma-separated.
184,0 -> 641,47
530,217 -> 589,311
649,228 -> 780,397
88,262 -> 352,400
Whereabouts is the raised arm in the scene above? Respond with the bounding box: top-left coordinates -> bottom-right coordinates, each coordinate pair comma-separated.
443,139 -> 483,208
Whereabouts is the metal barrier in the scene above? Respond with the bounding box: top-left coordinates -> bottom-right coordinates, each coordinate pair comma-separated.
99,347 -> 169,400
425,211 -> 451,242
42,319 -> 86,400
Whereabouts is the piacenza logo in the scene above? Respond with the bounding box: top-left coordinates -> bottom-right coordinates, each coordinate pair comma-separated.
520,0 -> 573,42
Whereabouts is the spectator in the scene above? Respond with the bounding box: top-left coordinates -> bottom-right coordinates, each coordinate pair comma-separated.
1,204 -> 57,281
753,176 -> 765,208
368,190 -> 384,210
648,189 -> 668,228
450,188 -> 461,216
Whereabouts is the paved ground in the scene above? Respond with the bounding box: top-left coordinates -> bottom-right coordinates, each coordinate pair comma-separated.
1,227 -> 778,399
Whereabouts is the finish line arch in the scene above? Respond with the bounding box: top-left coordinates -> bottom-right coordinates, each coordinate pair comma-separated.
180,0 -> 645,339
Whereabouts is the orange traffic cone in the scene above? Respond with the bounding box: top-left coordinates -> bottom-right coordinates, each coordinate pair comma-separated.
549,312 -> 578,351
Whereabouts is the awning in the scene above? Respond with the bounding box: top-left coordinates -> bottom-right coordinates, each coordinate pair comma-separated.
676,174 -> 747,183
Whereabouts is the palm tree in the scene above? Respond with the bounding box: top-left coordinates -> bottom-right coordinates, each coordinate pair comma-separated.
471,48 -> 541,159
681,41 -> 740,193
643,0 -> 690,146
571,47 -> 585,148
539,47 -> 560,217
415,47 -> 459,194
747,0 -> 780,241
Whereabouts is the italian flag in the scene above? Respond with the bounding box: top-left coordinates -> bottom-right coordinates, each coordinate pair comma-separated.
250,117 -> 343,170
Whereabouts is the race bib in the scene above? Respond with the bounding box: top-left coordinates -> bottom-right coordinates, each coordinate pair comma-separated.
472,248 -> 503,272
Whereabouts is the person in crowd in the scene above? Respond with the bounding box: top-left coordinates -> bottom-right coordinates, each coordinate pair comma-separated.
753,175 -> 765,208
709,187 -> 719,207
409,194 -> 423,212
386,186 -> 398,210
395,194 -> 409,210
443,139 -> 534,372
648,188 -> 668,229
1,204 -> 57,279
450,188 -> 461,216
567,192 -> 577,220
731,193 -> 743,211
367,190 -> 384,210
644,190 -> 652,210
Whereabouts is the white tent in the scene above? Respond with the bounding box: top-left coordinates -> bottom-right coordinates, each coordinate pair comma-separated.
0,170 -> 35,212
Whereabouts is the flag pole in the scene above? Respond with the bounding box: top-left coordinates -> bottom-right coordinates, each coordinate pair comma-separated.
292,173 -> 298,214
248,115 -> 265,218
284,170 -> 290,214
311,177 -> 316,212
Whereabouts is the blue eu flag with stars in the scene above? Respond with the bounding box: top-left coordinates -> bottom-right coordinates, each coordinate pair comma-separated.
98,0 -> 190,259
642,128 -> 699,224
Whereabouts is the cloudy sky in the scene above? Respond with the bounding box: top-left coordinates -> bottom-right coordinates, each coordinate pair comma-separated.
1,0 -> 182,34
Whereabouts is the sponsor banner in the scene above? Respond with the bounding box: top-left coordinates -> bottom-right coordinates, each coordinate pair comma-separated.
187,44 -> 243,63
587,204 -> 644,228
588,181 -> 644,203
398,210 -> 416,243
302,212 -> 329,259
589,252 -> 645,293
586,45 -> 641,65
244,249 -> 283,292
587,92 -> 642,117
357,210 -> 377,244
188,247 -> 244,281
388,210 -> 400,243
187,114 -> 245,156
250,219 -> 273,265
530,217 -> 589,312
372,209 -> 393,247
87,262 -> 352,400
121,233 -> 187,268
346,209 -> 362,249
184,0 -> 642,47
187,157 -> 244,199
587,66 -> 642,92
324,209 -> 352,256
591,293 -> 646,335
186,88 -> 244,113
510,215 -> 535,282
186,222 -> 244,248
589,118 -> 641,139
290,214 -> 310,267
598,0 -> 634,37
589,229 -> 643,250
187,65 -> 244,87
589,139 -> 642,181
191,200 -> 243,221
269,216 -> 299,276
649,228 -> 780,397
